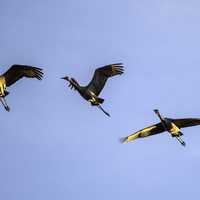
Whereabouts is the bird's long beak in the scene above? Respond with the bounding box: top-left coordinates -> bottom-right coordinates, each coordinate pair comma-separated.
61,76 -> 69,81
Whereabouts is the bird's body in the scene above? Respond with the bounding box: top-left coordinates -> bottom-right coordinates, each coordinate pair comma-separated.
0,64 -> 43,111
62,63 -> 124,116
73,85 -> 101,104
121,109 -> 200,146
164,118 -> 181,136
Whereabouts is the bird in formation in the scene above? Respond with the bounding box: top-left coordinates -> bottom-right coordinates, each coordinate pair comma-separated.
62,63 -> 124,117
121,109 -> 200,146
0,64 -> 43,111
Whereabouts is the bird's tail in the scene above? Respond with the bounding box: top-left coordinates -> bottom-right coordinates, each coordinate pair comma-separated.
97,105 -> 110,117
97,97 -> 104,104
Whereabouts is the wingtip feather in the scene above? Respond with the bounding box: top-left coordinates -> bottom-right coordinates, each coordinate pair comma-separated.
119,137 -> 128,144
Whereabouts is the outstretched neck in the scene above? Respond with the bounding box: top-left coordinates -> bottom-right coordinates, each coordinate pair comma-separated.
69,78 -> 83,93
74,82 -> 85,95
154,110 -> 165,122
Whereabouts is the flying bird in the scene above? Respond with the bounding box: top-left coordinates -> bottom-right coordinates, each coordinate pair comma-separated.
62,63 -> 124,117
121,109 -> 200,146
0,64 -> 43,111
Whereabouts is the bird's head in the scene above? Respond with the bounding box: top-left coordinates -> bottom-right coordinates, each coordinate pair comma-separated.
153,109 -> 165,120
61,76 -> 70,81
153,109 -> 160,114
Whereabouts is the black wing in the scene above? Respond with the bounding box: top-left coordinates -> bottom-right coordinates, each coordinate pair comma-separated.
86,63 -> 124,96
121,122 -> 165,143
171,118 -> 200,128
2,64 -> 43,87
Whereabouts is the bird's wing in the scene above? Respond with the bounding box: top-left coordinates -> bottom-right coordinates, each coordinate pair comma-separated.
121,122 -> 165,143
86,63 -> 124,96
2,64 -> 43,87
171,118 -> 200,128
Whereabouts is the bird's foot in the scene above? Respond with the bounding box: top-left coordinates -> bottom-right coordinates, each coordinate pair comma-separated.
181,141 -> 186,147
5,105 -> 10,112
175,136 -> 186,147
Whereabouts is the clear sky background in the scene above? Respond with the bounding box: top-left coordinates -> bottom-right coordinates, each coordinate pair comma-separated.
0,0 -> 200,199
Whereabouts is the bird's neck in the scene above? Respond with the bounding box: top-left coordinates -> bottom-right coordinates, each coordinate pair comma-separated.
156,112 -> 165,122
75,84 -> 84,94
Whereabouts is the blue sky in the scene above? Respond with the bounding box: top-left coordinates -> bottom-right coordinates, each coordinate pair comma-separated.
0,0 -> 200,199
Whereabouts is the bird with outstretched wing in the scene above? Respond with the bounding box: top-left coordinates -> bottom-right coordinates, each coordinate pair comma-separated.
121,123 -> 165,143
62,63 -> 124,117
0,64 -> 43,111
121,110 -> 200,146
86,63 -> 124,96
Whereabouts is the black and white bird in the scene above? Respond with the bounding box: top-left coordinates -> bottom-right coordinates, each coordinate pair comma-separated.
0,64 -> 43,111
62,63 -> 124,117
121,109 -> 200,146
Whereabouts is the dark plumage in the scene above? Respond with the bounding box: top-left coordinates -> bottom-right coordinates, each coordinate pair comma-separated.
62,63 -> 124,116
3,64 -> 43,87
121,109 -> 200,146
0,64 -> 43,111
